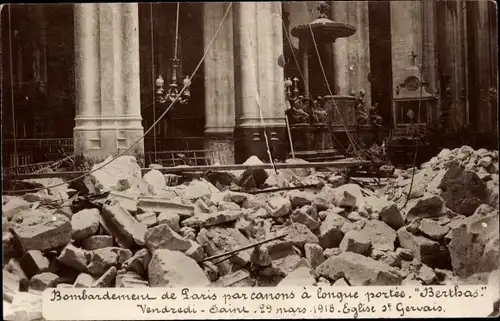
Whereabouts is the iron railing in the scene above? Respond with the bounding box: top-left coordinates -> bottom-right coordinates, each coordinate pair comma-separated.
2,138 -> 74,168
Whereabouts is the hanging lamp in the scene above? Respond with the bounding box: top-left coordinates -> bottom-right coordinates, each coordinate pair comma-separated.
155,2 -> 191,105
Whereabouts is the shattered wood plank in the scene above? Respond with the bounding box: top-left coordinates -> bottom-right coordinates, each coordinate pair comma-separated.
3,158 -> 373,180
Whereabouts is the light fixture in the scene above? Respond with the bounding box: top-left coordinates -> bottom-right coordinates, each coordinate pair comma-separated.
155,3 -> 191,105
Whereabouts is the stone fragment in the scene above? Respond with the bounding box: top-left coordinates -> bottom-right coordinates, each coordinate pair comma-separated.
316,252 -> 402,286
361,220 -> 397,252
144,224 -> 192,253
81,235 -> 114,250
90,155 -> 142,192
438,166 -> 488,216
317,277 -> 331,286
288,190 -> 315,208
137,197 -> 194,218
57,243 -> 90,271
397,228 -> 442,267
318,213 -> 354,249
267,196 -> 292,218
395,248 -> 414,261
29,272 -> 59,292
278,266 -> 316,287
304,243 -> 325,269
347,211 -> 364,221
323,248 -> 341,258
4,270 -> 23,303
210,270 -> 254,287
136,212 -> 157,228
185,241 -> 206,263
157,211 -> 180,231
71,208 -> 100,241
3,198 -> 31,220
143,169 -> 166,192
418,218 -> 450,241
115,270 -> 149,288
11,213 -> 71,253
5,259 -> 29,290
194,198 -> 212,214
332,278 -> 350,286
279,223 -> 319,249
381,252 -> 402,268
183,179 -> 218,201
479,156 -> 493,168
3,231 -> 17,258
339,230 -> 372,256
258,246 -> 302,279
93,266 -> 117,287
379,202 -> 405,230
445,211 -> 499,278
87,248 -> 119,276
122,248 -> 151,276
331,184 -> 366,209
106,191 -> 138,214
197,227 -> 251,275
181,210 -> 243,229
101,199 -> 147,248
73,273 -> 94,288
19,250 -> 50,278
417,264 -> 436,285
291,205 -> 320,230
148,249 -> 210,287
179,227 -> 196,241
218,201 -> 241,212
404,194 -> 446,221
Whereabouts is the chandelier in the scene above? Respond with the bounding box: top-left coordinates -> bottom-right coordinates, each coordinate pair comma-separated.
155,2 -> 191,105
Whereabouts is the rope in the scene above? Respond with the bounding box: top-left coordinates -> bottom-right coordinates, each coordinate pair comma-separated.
4,3 -> 233,194
399,0 -> 425,211
150,3 -> 157,159
301,1 -> 373,161
255,89 -> 277,174
8,5 -> 18,166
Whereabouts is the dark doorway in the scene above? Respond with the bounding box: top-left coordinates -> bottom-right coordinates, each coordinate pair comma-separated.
368,0 -> 393,127
138,3 -> 206,159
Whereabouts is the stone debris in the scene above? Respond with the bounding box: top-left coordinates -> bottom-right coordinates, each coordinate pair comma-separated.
3,149 -> 499,314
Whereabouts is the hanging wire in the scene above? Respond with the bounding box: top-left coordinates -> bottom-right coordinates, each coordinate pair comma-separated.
399,0 -> 426,211
8,5 -> 18,167
174,2 -> 180,61
300,2 -> 375,162
150,3 -> 157,160
4,2 -> 233,194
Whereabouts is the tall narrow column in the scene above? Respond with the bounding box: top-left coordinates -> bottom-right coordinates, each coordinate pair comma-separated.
331,0 -> 371,107
233,2 -> 287,163
73,3 -> 144,164
203,2 -> 235,165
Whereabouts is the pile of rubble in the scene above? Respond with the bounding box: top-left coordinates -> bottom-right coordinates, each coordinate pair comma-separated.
3,148 -> 499,319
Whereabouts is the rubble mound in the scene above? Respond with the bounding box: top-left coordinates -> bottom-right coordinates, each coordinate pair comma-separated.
2,151 -> 499,317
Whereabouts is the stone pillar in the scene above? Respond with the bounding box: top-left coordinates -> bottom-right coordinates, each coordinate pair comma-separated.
203,2 -> 235,165
233,2 -> 287,163
331,1 -> 371,107
468,1 -> 496,133
73,3 -> 144,164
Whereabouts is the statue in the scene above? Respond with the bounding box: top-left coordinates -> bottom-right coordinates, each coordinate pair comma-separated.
354,90 -> 369,126
287,96 -> 310,124
311,97 -> 328,124
369,103 -> 383,128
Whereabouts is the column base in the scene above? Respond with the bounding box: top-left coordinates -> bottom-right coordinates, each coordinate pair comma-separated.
234,126 -> 288,164
74,128 -> 145,167
205,132 -> 235,165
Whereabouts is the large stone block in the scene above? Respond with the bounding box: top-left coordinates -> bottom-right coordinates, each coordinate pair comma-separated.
148,249 -> 210,287
11,214 -> 72,253
316,252 -> 402,286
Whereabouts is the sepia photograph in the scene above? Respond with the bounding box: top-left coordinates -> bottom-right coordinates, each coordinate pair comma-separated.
1,1 -> 499,319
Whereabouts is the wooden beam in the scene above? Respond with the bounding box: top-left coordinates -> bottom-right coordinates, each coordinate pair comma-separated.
3,158 -> 373,180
